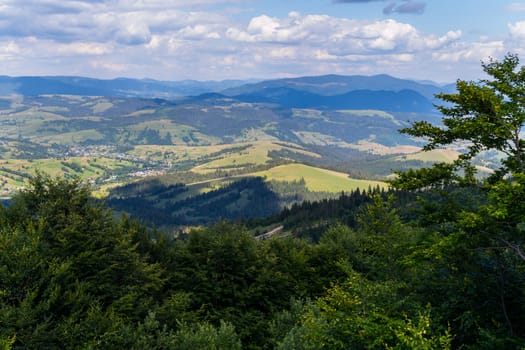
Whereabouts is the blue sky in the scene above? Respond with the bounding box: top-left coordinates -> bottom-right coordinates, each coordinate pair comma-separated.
1,0 -> 524,83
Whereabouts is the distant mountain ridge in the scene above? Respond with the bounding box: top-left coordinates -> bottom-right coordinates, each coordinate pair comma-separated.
188,74 -> 455,113
226,87 -> 434,112
0,74 -> 455,113
0,74 -> 453,96
221,74 -> 455,100
0,76 -> 252,98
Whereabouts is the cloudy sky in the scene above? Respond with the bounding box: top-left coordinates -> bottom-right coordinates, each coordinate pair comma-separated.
1,0 -> 524,83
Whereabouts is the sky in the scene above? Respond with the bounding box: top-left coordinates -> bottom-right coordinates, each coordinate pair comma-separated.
1,0 -> 525,83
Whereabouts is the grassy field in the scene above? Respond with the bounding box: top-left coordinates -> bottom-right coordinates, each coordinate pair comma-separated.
0,157 -> 136,198
0,109 -> 66,139
125,109 -> 156,117
132,141 -> 319,174
338,109 -> 399,121
396,149 -> 460,162
128,120 -> 221,145
38,129 -> 106,145
191,141 -> 320,174
251,163 -> 387,192
293,131 -> 351,147
89,100 -> 114,114
130,143 -> 241,163
0,139 -> 388,198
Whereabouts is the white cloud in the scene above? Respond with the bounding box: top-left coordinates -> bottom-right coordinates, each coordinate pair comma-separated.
56,42 -> 113,56
115,18 -> 152,45
268,47 -> 297,59
509,21 -> 525,40
227,13 -> 460,55
313,49 -> 338,61
178,25 -> 221,40
424,30 -> 462,49
431,41 -> 505,63
145,35 -> 162,49
0,40 -> 21,61
0,41 -> 20,54
227,13 -> 317,43
0,0 -> 226,45
506,3 -> 525,12
90,60 -> 129,73
225,27 -> 254,42
0,1 -> 520,82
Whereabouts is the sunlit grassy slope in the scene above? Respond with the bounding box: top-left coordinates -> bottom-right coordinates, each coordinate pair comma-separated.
251,163 -> 387,192
396,149 -> 460,162
0,157 -> 135,197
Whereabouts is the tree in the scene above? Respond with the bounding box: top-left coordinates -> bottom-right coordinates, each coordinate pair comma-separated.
390,54 -> 525,347
391,52 -> 525,262
391,53 -> 525,189
276,270 -> 451,349
0,173 -> 166,348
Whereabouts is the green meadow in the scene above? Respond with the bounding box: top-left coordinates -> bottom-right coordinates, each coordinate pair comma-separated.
0,157 -> 136,197
251,163 -> 387,192
396,149 -> 460,162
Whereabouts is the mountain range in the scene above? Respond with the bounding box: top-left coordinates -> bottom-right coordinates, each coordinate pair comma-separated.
221,74 -> 454,100
0,76 -> 250,98
0,74 -> 455,113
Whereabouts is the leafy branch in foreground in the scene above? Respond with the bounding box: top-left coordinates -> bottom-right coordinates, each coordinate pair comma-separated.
386,54 -> 525,347
391,53 -> 525,189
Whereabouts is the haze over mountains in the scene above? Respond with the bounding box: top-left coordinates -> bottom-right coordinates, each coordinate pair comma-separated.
0,75 -> 249,98
0,74 -> 454,112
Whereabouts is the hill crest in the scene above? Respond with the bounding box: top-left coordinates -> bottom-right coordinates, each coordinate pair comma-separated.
0,74 -> 453,102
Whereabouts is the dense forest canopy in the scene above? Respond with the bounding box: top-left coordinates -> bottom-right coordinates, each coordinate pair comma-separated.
1,55 -> 525,349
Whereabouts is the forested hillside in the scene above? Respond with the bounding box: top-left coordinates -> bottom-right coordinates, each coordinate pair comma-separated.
1,168 -> 523,349
0,174 -> 456,349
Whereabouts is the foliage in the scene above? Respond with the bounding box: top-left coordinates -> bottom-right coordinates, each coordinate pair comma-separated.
277,272 -> 451,350
390,54 -> 525,348
392,53 -> 525,188
0,173 -> 165,348
2,165 -> 525,348
107,177 -> 282,229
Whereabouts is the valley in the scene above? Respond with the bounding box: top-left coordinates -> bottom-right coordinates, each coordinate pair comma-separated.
0,74 -> 497,227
